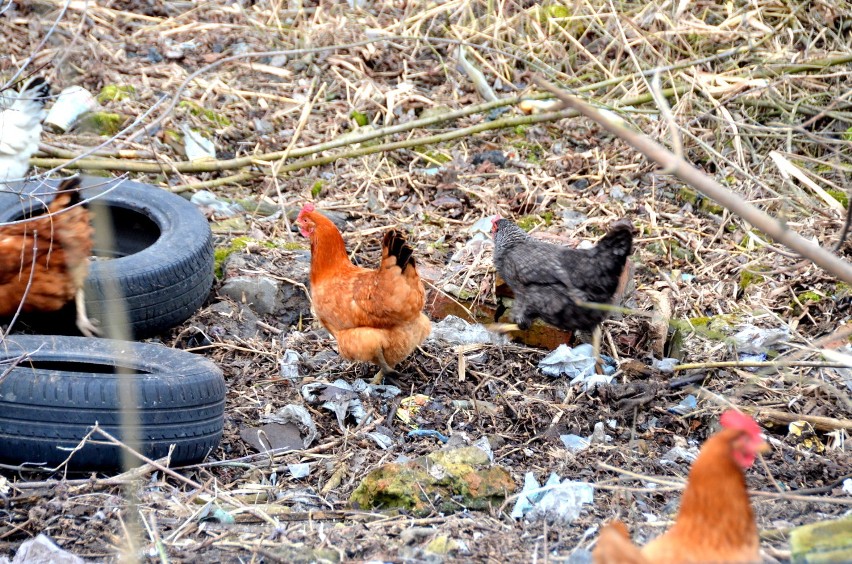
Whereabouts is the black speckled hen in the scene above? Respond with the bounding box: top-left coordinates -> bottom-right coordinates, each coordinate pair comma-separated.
491,217 -> 634,336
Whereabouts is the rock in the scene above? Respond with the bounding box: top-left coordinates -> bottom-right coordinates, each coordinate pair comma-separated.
350,446 -> 514,515
220,276 -> 279,314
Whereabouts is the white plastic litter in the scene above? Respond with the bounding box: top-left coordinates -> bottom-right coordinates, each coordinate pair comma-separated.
661,444 -> 699,464
301,379 -> 368,430
468,215 -> 499,241
288,463 -> 311,479
430,315 -> 508,345
44,86 -> 98,132
181,124 -> 217,160
278,349 -> 302,381
842,478 -> 852,495
668,394 -> 698,415
260,404 -> 318,448
733,325 -> 790,354
190,190 -> 244,217
511,472 -> 594,525
654,357 -> 679,373
560,434 -> 590,453
473,436 -> 494,462
539,344 -> 616,390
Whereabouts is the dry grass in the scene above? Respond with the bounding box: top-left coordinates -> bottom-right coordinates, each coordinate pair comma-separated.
1,0 -> 851,561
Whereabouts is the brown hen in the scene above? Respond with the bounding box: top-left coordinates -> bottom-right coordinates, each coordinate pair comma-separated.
296,204 -> 430,383
0,177 -> 98,336
594,410 -> 768,564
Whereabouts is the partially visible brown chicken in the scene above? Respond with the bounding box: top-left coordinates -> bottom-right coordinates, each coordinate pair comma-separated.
296,204 -> 431,383
593,410 -> 769,564
0,177 -> 99,336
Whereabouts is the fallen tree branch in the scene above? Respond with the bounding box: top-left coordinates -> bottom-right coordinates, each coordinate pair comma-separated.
534,77 -> 852,285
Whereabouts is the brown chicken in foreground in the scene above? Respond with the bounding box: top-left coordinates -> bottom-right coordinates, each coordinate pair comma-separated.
593,410 -> 769,564
296,204 -> 431,383
0,177 -> 99,336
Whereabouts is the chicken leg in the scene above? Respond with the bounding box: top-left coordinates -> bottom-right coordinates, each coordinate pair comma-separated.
371,350 -> 403,385
75,289 -> 100,337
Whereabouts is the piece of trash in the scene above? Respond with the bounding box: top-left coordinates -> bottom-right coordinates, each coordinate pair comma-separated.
560,434 -> 590,453
530,474 -> 594,525
408,429 -> 449,443
843,478 -> 852,495
450,399 -> 500,415
788,420 -> 825,453
288,463 -> 311,479
738,352 -> 767,364
511,472 -> 542,519
661,444 -> 699,464
301,380 -> 367,430
44,86 -> 98,132
197,501 -> 236,524
366,431 -> 394,450
473,436 -> 493,462
10,534 -> 87,564
351,378 -> 402,399
512,472 -> 594,525
277,349 -> 302,382
589,422 -> 609,444
261,404 -> 318,448
190,190 -> 244,217
181,123 -> 217,160
668,394 -> 698,415
396,394 -> 432,427
654,357 -> 679,373
538,344 -> 616,390
430,315 -> 508,345
680,273 -> 695,282
468,215 -> 499,241
733,324 -> 789,354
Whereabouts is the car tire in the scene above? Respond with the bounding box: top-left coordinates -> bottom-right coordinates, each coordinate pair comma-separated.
0,176 -> 215,339
0,335 -> 225,470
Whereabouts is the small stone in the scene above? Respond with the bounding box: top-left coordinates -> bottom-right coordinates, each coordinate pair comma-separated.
220,276 -> 279,314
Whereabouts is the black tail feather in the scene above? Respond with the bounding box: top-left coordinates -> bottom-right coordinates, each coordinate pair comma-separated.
383,229 -> 415,271
56,177 -> 83,206
596,220 -> 634,258
22,76 -> 51,105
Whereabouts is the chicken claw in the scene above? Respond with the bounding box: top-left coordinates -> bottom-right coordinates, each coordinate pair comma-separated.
372,351 -> 403,385
486,322 -> 521,334
75,289 -> 101,337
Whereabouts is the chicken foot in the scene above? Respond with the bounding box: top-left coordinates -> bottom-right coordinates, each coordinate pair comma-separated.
75,289 -> 100,337
371,350 -> 403,385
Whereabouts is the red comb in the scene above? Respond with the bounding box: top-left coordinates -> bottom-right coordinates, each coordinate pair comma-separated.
720,410 -> 760,435
301,203 -> 316,213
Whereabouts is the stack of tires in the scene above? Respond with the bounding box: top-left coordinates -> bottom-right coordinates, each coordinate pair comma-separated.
0,177 -> 225,469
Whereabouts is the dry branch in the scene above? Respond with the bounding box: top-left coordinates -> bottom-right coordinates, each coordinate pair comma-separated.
534,77 -> 852,285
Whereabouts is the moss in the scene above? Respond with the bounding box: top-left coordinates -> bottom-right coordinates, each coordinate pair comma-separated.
350,109 -> 369,127
678,186 -> 724,215
825,188 -> 848,208
213,237 -> 283,278
739,268 -> 768,291
178,100 -> 232,127
76,112 -> 126,136
797,290 -> 823,303
280,241 -> 307,251
682,314 -> 738,341
310,180 -> 324,198
413,147 -> 452,164
96,84 -> 135,104
844,127 -> 852,143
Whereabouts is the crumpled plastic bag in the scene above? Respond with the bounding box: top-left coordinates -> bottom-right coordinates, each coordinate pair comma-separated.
539,343 -> 616,390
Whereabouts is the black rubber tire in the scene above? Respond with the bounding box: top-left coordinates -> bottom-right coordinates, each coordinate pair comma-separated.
0,176 -> 214,339
0,335 -> 225,470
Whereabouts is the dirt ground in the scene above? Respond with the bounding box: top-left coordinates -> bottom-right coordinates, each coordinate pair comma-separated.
1,0 -> 851,562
